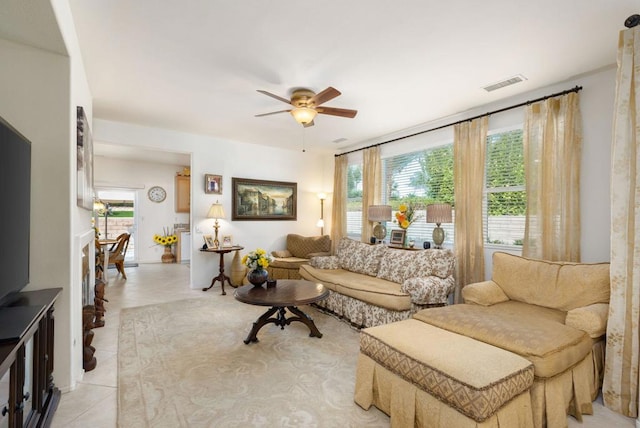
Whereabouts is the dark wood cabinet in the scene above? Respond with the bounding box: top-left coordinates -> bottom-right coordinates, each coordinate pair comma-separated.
0,288 -> 61,428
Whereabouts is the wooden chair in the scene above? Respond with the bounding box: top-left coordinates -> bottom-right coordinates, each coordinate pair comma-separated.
108,233 -> 130,279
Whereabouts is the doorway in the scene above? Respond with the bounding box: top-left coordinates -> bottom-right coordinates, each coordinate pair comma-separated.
94,189 -> 137,263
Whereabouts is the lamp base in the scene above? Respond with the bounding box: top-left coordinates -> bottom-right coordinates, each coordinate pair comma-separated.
432,225 -> 445,249
213,221 -> 220,248
372,223 -> 387,241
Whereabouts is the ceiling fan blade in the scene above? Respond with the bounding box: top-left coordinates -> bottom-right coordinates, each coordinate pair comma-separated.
310,87 -> 341,106
255,109 -> 291,117
316,106 -> 358,118
303,120 -> 315,128
257,90 -> 292,105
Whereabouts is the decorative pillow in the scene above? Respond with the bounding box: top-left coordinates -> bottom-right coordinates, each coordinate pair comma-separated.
271,250 -> 292,258
287,234 -> 331,258
310,255 -> 339,270
565,303 -> 609,338
336,238 -> 385,276
462,281 -> 510,306
377,249 -> 456,283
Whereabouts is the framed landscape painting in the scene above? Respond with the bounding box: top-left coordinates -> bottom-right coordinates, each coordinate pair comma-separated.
232,177 -> 297,221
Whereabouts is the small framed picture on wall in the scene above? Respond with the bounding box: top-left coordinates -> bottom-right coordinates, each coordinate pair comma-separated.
205,174 -> 222,194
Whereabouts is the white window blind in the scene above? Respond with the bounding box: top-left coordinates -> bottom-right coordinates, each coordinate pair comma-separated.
484,129 -> 525,246
346,163 -> 363,239
381,145 -> 455,245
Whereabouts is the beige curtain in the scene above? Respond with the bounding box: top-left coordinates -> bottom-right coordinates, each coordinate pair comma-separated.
522,92 -> 582,261
361,146 -> 381,242
453,117 -> 487,302
330,155 -> 348,254
603,25 -> 640,418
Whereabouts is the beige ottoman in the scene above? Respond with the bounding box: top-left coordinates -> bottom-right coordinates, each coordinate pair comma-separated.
355,319 -> 535,427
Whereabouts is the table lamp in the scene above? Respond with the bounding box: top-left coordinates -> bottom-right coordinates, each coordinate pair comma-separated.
207,202 -> 226,248
426,203 -> 452,249
368,205 -> 392,243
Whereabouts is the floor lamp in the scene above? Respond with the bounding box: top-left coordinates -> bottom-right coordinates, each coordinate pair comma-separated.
317,193 -> 327,235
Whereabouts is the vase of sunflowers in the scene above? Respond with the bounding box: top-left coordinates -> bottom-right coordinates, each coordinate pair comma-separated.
153,228 -> 178,263
395,202 -> 420,247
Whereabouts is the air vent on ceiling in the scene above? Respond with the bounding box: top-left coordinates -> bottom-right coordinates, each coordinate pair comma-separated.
483,74 -> 527,92
332,137 -> 348,144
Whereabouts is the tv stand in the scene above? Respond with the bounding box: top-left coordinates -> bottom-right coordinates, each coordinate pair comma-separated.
0,288 -> 62,428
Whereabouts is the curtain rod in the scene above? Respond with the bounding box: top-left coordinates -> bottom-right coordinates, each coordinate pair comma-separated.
335,85 -> 583,157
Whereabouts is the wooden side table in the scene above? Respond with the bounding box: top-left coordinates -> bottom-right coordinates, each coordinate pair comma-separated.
201,246 -> 244,295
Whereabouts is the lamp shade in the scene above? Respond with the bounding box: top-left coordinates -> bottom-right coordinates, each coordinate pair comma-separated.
290,107 -> 317,125
368,205 -> 392,222
426,203 -> 452,224
207,203 -> 226,219
316,219 -> 325,228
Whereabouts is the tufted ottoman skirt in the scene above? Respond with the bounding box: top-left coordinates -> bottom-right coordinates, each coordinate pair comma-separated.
355,319 -> 535,427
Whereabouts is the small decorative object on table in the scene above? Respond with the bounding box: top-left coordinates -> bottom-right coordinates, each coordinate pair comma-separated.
242,248 -> 274,287
153,227 -> 177,263
266,278 -> 277,288
394,202 -> 421,247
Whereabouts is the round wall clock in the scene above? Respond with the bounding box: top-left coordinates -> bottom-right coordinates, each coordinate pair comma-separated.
147,186 -> 167,203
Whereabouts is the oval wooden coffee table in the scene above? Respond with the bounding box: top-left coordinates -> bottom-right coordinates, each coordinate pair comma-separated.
234,279 -> 329,344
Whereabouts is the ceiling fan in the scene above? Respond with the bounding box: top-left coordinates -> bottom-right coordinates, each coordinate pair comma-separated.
255,86 -> 358,127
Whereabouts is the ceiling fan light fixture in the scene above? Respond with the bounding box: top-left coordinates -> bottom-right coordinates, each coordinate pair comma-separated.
290,107 -> 317,124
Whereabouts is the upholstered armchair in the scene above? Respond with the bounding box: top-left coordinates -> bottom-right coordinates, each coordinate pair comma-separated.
267,234 -> 331,279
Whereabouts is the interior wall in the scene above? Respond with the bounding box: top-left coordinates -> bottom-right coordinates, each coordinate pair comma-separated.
0,38 -> 76,390
93,120 -> 332,288
94,156 -> 190,263
348,66 -> 616,277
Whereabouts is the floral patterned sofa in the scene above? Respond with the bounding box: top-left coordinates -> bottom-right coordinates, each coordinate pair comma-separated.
299,237 -> 456,328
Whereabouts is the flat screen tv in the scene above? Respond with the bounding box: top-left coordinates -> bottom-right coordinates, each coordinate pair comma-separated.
0,115 -> 31,306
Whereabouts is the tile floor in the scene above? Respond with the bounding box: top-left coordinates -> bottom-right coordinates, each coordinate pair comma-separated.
51,263 -> 636,428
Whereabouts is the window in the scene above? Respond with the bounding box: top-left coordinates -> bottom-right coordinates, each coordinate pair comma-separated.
346,163 -> 363,239
347,124 -> 526,248
380,145 -> 455,245
484,129 -> 525,246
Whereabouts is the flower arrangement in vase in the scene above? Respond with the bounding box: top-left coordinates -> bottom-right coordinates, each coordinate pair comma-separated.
242,248 -> 273,286
153,227 -> 178,263
395,202 -> 421,246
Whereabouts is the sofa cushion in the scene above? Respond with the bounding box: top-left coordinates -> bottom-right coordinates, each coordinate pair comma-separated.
271,250 -> 292,258
377,248 -> 455,283
269,257 -> 309,269
336,238 -> 386,276
309,255 -> 339,270
286,234 -> 331,258
360,319 -> 534,422
413,301 -> 593,379
299,264 -> 411,311
565,303 -> 609,338
462,280 -> 510,306
492,252 -> 610,311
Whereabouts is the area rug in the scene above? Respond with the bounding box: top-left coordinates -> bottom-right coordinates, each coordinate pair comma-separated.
118,294 -> 389,427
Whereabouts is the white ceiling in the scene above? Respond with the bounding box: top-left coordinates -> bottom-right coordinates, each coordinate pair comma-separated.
2,1 -> 639,156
